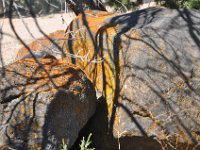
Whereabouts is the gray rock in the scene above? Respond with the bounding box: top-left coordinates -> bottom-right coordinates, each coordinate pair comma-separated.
65,8 -> 200,149
0,59 -> 96,149
112,8 -> 200,146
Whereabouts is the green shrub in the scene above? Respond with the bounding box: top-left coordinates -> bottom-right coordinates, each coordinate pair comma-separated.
183,0 -> 200,9
107,0 -> 135,12
61,133 -> 95,150
162,0 -> 180,8
162,0 -> 200,9
80,133 -> 95,150
61,139 -> 68,150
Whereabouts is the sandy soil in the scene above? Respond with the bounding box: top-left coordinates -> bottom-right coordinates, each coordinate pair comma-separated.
0,12 -> 75,67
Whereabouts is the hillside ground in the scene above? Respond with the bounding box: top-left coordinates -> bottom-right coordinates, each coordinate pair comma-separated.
0,12 -> 75,66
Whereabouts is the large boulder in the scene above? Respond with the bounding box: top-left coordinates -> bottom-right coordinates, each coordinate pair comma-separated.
112,7 -> 200,143
0,58 -> 96,149
65,8 -> 200,149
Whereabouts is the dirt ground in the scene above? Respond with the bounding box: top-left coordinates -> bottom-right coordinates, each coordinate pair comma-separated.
0,12 -> 75,67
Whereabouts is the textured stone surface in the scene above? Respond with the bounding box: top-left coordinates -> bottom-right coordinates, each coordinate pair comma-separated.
115,8 -> 200,143
66,8 -> 200,149
0,59 -> 96,149
15,30 -> 66,60
15,8 -> 200,149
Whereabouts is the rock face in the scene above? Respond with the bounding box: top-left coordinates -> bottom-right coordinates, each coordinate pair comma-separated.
114,9 -> 200,138
65,8 -> 200,149
0,59 -> 96,149
16,8 -> 200,149
114,8 -> 200,143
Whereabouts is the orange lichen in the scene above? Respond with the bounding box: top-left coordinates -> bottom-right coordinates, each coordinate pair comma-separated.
16,10 -> 120,116
7,58 -> 85,95
67,10 -> 117,34
63,10 -> 119,115
16,30 -> 66,60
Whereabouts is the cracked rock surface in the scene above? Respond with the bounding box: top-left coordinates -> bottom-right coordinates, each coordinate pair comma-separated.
0,58 -> 96,149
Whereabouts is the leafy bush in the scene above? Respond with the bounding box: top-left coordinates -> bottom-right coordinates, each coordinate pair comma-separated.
183,0 -> 200,9
107,0 -> 135,12
162,0 -> 200,9
162,0 -> 180,8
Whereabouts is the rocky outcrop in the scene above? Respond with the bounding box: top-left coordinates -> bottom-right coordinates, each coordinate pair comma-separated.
0,58 -> 96,149
65,8 -> 200,149
16,8 -> 200,149
113,8 -> 200,143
